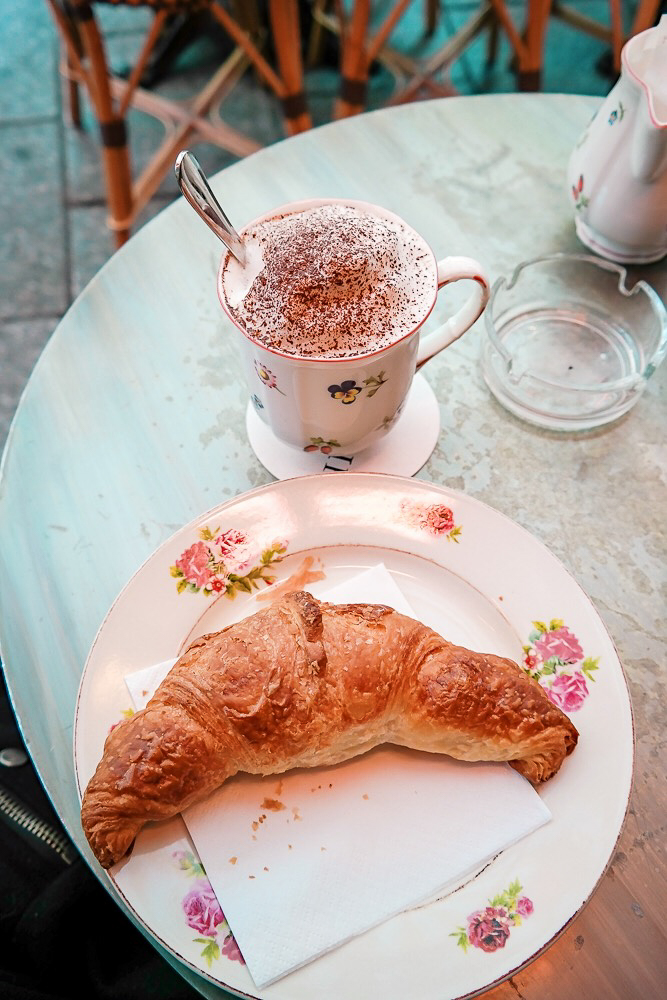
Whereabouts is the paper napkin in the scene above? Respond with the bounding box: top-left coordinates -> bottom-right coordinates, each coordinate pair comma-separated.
125,565 -> 551,987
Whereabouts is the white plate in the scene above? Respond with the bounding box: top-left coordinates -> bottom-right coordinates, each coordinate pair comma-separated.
74,473 -> 633,1000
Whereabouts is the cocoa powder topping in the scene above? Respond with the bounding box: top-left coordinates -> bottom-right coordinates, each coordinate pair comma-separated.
227,204 -> 434,358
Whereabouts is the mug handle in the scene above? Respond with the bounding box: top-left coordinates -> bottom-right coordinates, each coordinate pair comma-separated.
416,257 -> 490,369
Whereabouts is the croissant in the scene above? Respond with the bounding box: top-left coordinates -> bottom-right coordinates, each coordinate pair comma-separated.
81,591 -> 578,868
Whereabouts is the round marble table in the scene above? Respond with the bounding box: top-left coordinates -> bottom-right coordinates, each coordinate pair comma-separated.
0,95 -> 665,999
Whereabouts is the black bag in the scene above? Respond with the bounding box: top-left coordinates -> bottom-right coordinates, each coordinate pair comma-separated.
0,668 -> 200,1000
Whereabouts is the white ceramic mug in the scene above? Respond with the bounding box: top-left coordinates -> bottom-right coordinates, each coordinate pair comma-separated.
217,198 -> 490,454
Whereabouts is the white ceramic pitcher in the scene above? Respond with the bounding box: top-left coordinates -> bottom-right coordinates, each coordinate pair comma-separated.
567,15 -> 667,264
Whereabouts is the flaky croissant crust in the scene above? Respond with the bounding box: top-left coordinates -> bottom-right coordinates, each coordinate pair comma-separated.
81,591 -> 578,868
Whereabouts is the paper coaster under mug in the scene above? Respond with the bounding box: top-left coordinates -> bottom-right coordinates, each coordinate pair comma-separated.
246,372 -> 440,480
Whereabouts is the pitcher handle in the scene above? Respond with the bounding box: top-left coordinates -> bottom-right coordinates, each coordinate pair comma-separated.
416,257 -> 490,369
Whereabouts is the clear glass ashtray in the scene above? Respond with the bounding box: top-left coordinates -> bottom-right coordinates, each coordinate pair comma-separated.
481,254 -> 667,431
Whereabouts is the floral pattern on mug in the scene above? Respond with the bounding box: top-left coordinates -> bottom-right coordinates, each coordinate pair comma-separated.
572,174 -> 589,210
400,500 -> 462,542
173,850 -> 245,968
251,393 -> 264,410
304,437 -> 341,454
363,371 -> 388,397
328,371 -> 388,405
328,380 -> 362,404
522,619 -> 598,711
376,413 -> 398,431
451,879 -> 533,953
170,527 -> 288,598
255,360 -> 286,395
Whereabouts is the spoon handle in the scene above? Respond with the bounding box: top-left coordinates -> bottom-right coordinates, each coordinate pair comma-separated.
175,150 -> 246,266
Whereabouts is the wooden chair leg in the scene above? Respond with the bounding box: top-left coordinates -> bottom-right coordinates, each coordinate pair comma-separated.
209,5 -> 288,115
103,141 -> 133,248
76,9 -> 135,244
268,0 -> 313,135
46,0 -> 134,242
63,35 -> 83,128
46,1 -> 82,127
515,0 -> 552,91
335,0 -> 372,119
66,72 -> 82,128
335,0 -> 412,115
608,0 -> 624,73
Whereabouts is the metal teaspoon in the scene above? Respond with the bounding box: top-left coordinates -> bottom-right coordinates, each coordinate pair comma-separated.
174,150 -> 246,266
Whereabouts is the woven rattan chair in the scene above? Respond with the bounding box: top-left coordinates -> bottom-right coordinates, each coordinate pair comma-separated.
311,0 -> 664,117
46,0 -> 312,247
310,0 -> 544,116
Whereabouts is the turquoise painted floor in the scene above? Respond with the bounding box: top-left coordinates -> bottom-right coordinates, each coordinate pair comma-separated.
0,1 -> 648,447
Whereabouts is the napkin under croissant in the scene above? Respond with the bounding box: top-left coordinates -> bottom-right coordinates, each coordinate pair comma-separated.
81,591 -> 578,868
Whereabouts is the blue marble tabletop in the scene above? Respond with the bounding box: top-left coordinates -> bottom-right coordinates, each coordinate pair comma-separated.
0,95 -> 665,1000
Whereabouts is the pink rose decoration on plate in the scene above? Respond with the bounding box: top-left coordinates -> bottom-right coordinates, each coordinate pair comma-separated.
522,618 -> 599,712
534,626 -> 583,664
221,934 -> 245,963
426,504 -> 456,534
216,528 -> 253,573
466,907 -> 510,952
170,526 -> 288,598
400,500 -> 462,541
216,528 -> 248,557
175,541 -> 212,589
452,880 -> 533,953
173,851 -> 245,967
182,879 -> 225,938
547,672 -> 589,712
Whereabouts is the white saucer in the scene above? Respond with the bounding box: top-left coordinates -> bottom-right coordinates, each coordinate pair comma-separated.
246,373 -> 440,480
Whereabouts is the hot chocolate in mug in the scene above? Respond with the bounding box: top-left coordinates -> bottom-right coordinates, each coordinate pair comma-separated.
217,198 -> 490,454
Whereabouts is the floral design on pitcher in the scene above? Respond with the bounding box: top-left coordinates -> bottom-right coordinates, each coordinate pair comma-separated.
451,880 -> 533,953
304,437 -> 341,454
254,360 -> 286,395
608,102 -> 625,125
328,371 -> 388,405
170,527 -> 288,598
173,850 -> 245,968
521,619 -> 599,711
400,501 -> 462,542
571,174 -> 589,211
251,393 -> 264,410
